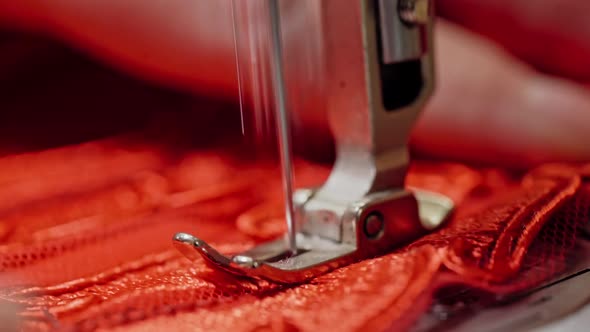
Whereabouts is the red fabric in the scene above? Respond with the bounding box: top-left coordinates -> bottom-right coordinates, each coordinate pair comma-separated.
1,29 -> 588,332
0,135 -> 586,331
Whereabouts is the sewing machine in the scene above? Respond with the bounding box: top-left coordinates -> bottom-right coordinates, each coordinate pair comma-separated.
175,0 -> 453,283
173,0 -> 590,330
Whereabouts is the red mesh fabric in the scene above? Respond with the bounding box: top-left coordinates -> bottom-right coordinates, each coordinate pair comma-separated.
0,136 -> 586,332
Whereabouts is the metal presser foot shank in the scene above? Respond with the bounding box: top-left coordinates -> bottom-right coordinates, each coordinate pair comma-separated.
174,0 -> 454,284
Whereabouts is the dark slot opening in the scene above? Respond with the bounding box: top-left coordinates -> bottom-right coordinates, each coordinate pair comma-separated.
374,0 -> 424,111
379,60 -> 424,111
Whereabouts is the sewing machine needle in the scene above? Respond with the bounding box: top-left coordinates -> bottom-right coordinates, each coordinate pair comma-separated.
268,0 -> 297,255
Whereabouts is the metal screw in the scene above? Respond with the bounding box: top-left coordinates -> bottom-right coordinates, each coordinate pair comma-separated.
232,255 -> 258,268
399,0 -> 431,26
364,212 -> 385,239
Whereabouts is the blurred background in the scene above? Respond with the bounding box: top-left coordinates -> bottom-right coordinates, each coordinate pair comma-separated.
0,0 -> 588,163
0,1 -> 589,331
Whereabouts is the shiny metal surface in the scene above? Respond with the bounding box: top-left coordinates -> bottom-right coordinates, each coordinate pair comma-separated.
174,0 -> 451,284
378,0 -> 428,64
399,0 -> 432,26
173,188 -> 452,284
268,0 -> 298,255
413,189 -> 455,230
316,0 -> 434,204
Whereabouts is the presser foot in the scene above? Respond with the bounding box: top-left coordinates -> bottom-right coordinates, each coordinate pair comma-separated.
174,0 -> 445,284
173,188 -> 453,284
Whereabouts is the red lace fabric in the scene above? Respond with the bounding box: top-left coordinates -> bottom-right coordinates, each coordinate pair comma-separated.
0,136 -> 587,332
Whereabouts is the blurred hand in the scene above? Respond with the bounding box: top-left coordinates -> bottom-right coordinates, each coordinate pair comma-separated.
423,0 -> 590,166
0,300 -> 20,332
1,0 -> 589,167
